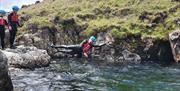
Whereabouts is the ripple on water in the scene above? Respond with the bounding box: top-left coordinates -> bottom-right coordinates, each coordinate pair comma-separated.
11,60 -> 180,91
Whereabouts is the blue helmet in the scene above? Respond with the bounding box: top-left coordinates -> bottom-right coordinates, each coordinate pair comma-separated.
0,10 -> 6,14
12,6 -> 19,11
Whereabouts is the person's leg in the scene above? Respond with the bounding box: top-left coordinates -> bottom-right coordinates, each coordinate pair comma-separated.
1,30 -> 5,49
54,44 -> 80,49
58,50 -> 72,54
55,45 -> 82,57
9,30 -> 14,48
10,25 -> 18,48
0,30 -> 2,49
9,29 -> 17,48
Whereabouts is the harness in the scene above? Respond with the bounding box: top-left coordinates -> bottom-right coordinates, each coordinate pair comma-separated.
82,42 -> 92,53
11,13 -> 18,22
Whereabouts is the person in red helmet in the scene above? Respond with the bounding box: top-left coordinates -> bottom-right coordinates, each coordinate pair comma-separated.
8,6 -> 20,49
0,10 -> 8,50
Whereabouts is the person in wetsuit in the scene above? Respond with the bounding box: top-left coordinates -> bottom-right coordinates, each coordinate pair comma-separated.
51,36 -> 106,61
8,6 -> 20,49
0,10 -> 8,50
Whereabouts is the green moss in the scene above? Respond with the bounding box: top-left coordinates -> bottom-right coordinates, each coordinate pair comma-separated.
19,0 -> 179,40
80,28 -> 95,37
111,28 -> 128,38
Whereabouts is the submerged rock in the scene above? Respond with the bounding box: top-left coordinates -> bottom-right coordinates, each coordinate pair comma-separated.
0,51 -> 13,91
2,46 -> 51,69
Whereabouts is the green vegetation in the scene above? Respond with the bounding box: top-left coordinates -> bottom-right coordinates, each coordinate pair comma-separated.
20,0 -> 180,40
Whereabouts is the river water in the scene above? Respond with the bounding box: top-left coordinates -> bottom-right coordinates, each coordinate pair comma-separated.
10,58 -> 180,91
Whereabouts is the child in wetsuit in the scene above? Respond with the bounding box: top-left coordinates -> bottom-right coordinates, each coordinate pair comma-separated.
8,6 -> 20,49
51,36 -> 106,61
0,10 -> 8,49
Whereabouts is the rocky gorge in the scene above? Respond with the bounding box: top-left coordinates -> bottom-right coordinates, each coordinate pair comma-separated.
0,0 -> 179,91
0,19 -> 178,91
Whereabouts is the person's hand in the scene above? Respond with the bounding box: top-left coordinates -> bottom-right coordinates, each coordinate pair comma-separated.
83,53 -> 89,58
99,43 -> 106,46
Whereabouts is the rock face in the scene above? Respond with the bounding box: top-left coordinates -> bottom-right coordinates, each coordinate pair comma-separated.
171,0 -> 180,2
16,26 -> 142,64
16,20 -> 88,56
15,23 -> 176,64
94,31 -> 141,64
0,51 -> 13,91
169,29 -> 180,62
15,13 -> 175,64
16,26 -> 67,57
122,50 -> 141,63
2,46 -> 51,69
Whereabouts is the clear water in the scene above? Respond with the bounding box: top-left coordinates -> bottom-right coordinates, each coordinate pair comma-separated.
10,59 -> 180,91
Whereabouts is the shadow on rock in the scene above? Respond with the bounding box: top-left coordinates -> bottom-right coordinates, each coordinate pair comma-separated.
0,51 -> 13,91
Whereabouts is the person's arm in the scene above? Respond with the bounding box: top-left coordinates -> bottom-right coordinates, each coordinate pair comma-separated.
80,39 -> 87,47
17,18 -> 21,27
50,44 -> 67,48
83,52 -> 89,58
8,13 -> 13,25
92,43 -> 106,47
4,20 -> 8,29
8,13 -> 13,30
4,20 -> 8,26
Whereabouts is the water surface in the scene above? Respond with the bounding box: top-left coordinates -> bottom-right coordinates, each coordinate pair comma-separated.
10,59 -> 180,91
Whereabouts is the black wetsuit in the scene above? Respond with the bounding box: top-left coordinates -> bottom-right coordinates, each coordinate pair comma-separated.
53,40 -> 87,58
52,40 -> 105,60
0,17 -> 8,49
8,12 -> 20,48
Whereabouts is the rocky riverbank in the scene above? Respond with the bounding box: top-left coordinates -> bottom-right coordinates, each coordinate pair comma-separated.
14,25 -> 177,64
0,45 -> 50,91
0,0 -> 179,90
2,46 -> 50,69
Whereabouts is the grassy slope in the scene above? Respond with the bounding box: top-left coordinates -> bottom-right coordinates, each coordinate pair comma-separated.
20,0 -> 180,40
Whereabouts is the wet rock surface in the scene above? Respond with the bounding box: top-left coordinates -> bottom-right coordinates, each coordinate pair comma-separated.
0,51 -> 13,91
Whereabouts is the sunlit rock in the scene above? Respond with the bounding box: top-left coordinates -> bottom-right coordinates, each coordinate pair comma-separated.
2,46 -> 50,69
169,29 -> 180,62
